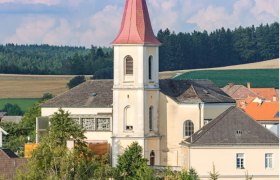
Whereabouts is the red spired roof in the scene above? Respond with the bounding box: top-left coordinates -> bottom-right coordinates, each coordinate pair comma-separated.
112,0 -> 161,45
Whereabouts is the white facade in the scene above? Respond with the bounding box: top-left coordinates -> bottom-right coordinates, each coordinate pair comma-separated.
188,146 -> 279,180
0,127 -> 8,148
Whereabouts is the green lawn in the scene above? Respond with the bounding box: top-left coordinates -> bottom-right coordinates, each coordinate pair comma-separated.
0,98 -> 40,112
174,69 -> 279,88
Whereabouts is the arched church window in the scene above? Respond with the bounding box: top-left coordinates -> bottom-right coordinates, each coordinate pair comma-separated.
150,150 -> 155,166
148,56 -> 153,80
184,120 -> 194,137
124,106 -> 133,131
149,106 -> 154,131
125,55 -> 133,75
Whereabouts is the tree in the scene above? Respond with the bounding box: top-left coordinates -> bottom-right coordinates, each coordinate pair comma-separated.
41,93 -> 54,101
209,164 -> 219,180
2,103 -> 23,116
115,142 -> 154,179
67,75 -> 86,89
16,109 -> 98,179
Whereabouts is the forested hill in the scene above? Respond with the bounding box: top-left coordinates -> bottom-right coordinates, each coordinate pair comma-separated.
157,22 -> 279,71
0,22 -> 278,78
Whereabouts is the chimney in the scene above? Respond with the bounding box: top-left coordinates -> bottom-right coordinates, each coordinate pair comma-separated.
247,82 -> 251,89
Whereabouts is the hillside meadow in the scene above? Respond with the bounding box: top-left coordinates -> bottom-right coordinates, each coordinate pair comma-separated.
174,69 -> 279,88
0,98 -> 39,112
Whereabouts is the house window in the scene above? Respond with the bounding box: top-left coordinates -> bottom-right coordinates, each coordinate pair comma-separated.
124,106 -> 133,131
236,153 -> 245,169
82,118 -> 96,131
125,56 -> 133,75
265,153 -> 273,169
150,151 -> 155,166
148,56 -> 153,80
149,106 -> 154,131
96,118 -> 110,131
184,120 -> 194,137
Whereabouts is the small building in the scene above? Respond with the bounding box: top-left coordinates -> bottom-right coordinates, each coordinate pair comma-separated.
0,127 -> 8,148
182,107 -> 279,180
0,149 -> 27,180
1,116 -> 23,124
244,102 -> 279,136
222,83 -> 278,109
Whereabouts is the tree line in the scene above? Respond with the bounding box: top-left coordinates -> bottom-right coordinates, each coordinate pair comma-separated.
0,22 -> 278,78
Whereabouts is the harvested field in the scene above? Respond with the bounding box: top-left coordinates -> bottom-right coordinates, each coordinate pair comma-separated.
0,74 -> 78,98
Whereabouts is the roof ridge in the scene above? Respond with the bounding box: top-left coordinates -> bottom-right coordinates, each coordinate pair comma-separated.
190,107 -> 235,144
190,84 -> 202,102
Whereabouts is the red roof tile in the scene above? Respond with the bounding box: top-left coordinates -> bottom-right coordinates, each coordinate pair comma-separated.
112,0 -> 161,45
244,102 -> 279,121
250,88 -> 278,101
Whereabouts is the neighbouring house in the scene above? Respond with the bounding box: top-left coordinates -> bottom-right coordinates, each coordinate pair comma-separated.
36,0 -> 236,168
244,102 -> 279,136
181,107 -> 279,180
222,82 -> 279,109
0,127 -> 8,148
1,116 -> 23,124
0,149 -> 27,180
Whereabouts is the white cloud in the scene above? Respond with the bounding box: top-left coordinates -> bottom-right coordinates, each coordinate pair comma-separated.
5,4 -> 122,47
6,17 -> 55,43
0,0 -> 60,5
187,0 -> 279,31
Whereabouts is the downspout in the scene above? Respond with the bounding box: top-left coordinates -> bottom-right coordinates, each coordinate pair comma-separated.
199,103 -> 202,129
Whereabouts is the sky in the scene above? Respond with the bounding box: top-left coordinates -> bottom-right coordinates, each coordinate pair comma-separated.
0,0 -> 278,47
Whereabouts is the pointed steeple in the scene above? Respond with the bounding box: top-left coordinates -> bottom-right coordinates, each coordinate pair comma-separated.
112,0 -> 161,45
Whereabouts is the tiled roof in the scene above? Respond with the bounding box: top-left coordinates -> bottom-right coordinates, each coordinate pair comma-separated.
222,84 -> 257,99
250,88 -> 278,101
42,79 -> 235,108
42,80 -> 113,108
160,79 -> 235,103
185,107 -> 279,146
1,149 -> 18,158
112,0 -> 161,45
244,102 -> 279,121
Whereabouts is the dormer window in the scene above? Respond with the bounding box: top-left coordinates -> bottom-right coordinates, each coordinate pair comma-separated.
125,55 -> 133,75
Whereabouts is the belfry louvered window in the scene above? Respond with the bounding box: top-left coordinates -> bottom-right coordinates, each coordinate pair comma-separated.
125,55 -> 133,75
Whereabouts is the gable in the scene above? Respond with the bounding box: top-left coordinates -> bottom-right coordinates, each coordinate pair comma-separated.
159,79 -> 235,104
186,107 -> 279,146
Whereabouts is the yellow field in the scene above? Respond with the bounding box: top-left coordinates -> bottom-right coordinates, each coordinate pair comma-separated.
0,59 -> 278,98
0,75 -> 77,98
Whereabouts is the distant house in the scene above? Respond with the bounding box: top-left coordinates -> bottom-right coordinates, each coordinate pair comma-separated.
222,83 -> 257,109
0,149 -> 27,180
181,107 -> 279,180
1,116 -> 22,124
222,83 -> 279,109
245,102 -> 279,136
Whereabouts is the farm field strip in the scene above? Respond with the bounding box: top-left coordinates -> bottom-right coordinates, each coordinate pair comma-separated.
174,69 -> 279,88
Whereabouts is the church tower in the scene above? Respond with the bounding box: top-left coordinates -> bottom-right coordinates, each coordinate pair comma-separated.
112,0 -> 161,166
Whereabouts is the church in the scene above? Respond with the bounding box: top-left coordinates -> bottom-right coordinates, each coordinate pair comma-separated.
37,0 -> 278,179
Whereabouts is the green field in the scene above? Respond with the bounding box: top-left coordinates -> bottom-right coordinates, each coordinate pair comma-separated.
174,69 -> 279,88
0,98 -> 40,112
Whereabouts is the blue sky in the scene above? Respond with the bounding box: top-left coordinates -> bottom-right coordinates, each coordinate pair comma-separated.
0,0 -> 278,47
